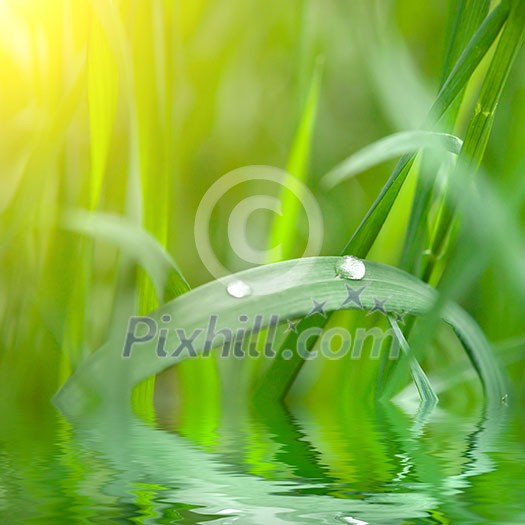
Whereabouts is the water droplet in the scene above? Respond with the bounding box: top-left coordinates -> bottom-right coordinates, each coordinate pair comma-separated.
335,256 -> 366,280
226,280 -> 252,298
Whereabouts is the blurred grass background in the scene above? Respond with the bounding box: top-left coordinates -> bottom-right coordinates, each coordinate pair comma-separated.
0,0 -> 524,412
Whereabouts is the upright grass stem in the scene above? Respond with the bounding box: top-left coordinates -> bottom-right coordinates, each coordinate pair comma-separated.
400,0 -> 491,274
385,0 -> 525,398
423,0 -> 525,284
253,2 -> 511,403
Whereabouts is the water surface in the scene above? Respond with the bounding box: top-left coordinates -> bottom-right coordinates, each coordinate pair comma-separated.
1,397 -> 524,524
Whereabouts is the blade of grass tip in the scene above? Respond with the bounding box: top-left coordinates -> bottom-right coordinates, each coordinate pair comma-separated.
63,210 -> 190,301
400,0 -> 491,273
266,59 -> 323,262
387,315 -> 439,406
254,3 -> 510,403
423,0 -> 525,284
322,131 -> 462,189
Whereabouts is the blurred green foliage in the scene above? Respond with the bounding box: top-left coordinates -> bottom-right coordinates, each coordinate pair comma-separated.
0,0 -> 524,410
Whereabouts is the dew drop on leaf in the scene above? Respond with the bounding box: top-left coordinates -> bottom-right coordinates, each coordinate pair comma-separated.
226,280 -> 252,298
335,256 -> 366,280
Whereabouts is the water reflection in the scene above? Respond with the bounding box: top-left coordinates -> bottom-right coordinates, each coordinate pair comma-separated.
1,395 -> 524,524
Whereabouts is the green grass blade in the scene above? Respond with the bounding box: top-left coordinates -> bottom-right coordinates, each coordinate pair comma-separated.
343,2 -> 509,260
322,131 -> 462,189
387,0 -> 523,399
457,0 -> 525,173
385,161 -> 525,399
250,2 -> 511,403
341,153 -> 415,258
423,0 -> 525,282
401,0 -> 491,273
62,209 -> 190,301
387,315 -> 438,406
267,60 -> 322,262
440,0 -> 469,86
440,0 -> 491,88
87,18 -> 118,211
54,257 -> 508,412
399,153 -> 447,274
426,1 -> 510,126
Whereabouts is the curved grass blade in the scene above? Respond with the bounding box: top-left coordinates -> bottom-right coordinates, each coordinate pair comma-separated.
62,209 -> 190,302
54,257 -> 508,412
322,131 -> 462,189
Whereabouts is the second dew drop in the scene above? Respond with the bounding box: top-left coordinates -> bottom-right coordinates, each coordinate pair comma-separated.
335,256 -> 366,280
